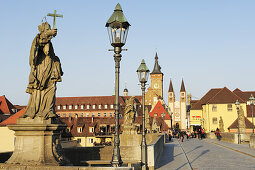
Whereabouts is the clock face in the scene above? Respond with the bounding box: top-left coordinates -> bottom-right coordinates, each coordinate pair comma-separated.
154,83 -> 159,89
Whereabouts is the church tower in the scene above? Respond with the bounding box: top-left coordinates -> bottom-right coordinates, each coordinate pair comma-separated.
168,79 -> 175,120
123,82 -> 128,96
145,53 -> 163,106
180,79 -> 187,130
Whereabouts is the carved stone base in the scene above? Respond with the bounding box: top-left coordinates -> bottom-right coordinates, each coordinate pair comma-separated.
122,125 -> 137,135
6,117 -> 69,166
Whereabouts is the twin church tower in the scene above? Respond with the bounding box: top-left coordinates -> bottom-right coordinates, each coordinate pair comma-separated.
144,53 -> 190,130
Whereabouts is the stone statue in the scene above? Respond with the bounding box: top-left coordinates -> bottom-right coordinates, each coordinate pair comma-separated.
122,96 -> 136,134
239,106 -> 246,133
22,22 -> 63,120
219,116 -> 224,132
152,114 -> 158,132
145,107 -> 151,133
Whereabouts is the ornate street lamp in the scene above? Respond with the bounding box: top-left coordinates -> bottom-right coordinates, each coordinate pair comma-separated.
137,59 -> 150,170
106,3 -> 130,167
235,100 -> 241,144
161,112 -> 166,133
249,94 -> 255,135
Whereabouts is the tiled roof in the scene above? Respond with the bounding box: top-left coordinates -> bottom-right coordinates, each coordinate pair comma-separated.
13,105 -> 26,111
190,88 -> 222,110
0,95 -> 16,115
228,117 -> 253,129
233,90 -> 255,102
56,96 -> 142,111
0,108 -> 25,126
207,87 -> 245,104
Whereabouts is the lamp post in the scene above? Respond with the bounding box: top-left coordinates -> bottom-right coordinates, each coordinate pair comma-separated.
249,94 -> 255,135
161,112 -> 166,133
137,59 -> 150,170
106,3 -> 130,167
235,100 -> 240,144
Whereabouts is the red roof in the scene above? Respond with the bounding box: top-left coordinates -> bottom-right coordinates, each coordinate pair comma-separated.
0,95 -> 16,115
0,108 -> 26,126
149,100 -> 171,120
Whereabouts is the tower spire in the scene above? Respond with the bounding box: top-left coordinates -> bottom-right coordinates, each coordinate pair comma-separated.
151,52 -> 162,74
180,79 -> 186,92
168,79 -> 174,92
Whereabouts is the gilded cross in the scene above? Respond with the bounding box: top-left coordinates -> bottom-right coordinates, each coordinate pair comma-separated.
47,10 -> 63,29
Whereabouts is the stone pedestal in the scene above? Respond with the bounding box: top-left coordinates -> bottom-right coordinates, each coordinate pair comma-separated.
6,117 -> 69,166
250,134 -> 255,148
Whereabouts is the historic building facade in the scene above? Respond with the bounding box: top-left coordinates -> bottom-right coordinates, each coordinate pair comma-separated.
168,79 -> 189,130
145,53 -> 163,106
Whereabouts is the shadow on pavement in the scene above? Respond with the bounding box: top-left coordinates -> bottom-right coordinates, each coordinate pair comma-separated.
157,142 -> 176,168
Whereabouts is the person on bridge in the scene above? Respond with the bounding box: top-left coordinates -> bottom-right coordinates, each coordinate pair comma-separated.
215,128 -> 221,141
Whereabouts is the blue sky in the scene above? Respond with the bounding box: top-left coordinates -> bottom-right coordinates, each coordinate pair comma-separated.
1,0 -> 255,105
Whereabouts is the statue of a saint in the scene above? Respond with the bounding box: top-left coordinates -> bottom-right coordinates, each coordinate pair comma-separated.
22,22 -> 63,119
219,116 -> 224,132
123,96 -> 136,126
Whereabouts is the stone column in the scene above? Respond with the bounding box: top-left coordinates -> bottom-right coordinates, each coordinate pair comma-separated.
6,117 -> 69,166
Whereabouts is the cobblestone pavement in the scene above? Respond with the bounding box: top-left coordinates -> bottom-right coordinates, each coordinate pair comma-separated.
157,138 -> 255,170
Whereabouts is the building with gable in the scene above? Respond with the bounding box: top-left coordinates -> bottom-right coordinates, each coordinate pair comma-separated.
0,95 -> 18,123
190,87 -> 252,133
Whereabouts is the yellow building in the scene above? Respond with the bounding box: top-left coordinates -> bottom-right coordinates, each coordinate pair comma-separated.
190,87 -> 247,133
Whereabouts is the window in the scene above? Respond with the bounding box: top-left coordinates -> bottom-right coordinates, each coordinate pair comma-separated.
87,105 -> 90,109
77,127 -> 83,133
153,97 -> 157,102
99,105 -> 102,109
212,105 -> 217,112
105,105 -> 108,109
86,113 -> 89,117
110,113 -> 113,117
81,105 -> 84,109
227,104 -> 232,111
63,113 -> 66,117
66,127 -> 70,132
80,113 -> 83,117
89,127 -> 94,133
57,106 -> 61,110
69,105 -> 72,110
77,138 -> 81,143
92,113 -> 95,117
181,93 -> 185,97
63,105 -> 66,110
110,105 -> 114,109
75,105 -> 78,109
104,113 -> 107,117
212,117 -> 217,124
93,105 -> 96,109
98,113 -> 101,117
89,138 -> 94,144
69,113 -> 72,117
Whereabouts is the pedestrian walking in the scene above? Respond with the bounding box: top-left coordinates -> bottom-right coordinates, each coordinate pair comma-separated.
215,128 -> 221,141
